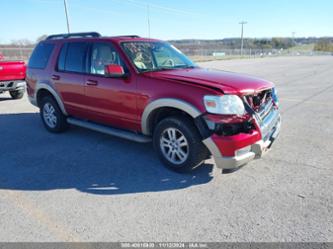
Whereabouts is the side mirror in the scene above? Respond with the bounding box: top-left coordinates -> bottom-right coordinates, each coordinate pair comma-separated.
104,64 -> 126,78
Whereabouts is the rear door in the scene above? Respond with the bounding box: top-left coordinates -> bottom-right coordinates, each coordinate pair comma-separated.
83,41 -> 139,131
53,42 -> 89,118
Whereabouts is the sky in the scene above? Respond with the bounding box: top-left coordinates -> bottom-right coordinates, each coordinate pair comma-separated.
1,0 -> 332,43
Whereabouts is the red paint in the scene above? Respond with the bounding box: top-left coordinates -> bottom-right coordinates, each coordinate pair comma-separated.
0,61 -> 26,82
146,68 -> 274,95
26,35 -> 278,157
212,131 -> 261,157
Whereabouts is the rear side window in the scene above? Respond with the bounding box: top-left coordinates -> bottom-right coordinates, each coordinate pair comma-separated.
28,43 -> 54,69
57,42 -> 88,73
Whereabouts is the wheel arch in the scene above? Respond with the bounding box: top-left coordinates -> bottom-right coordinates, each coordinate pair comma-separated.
141,98 -> 202,136
36,83 -> 68,115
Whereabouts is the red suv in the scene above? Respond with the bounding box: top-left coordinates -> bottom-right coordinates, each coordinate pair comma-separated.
26,32 -> 281,172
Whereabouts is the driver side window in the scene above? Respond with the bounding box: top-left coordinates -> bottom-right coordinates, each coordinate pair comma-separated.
90,43 -> 124,75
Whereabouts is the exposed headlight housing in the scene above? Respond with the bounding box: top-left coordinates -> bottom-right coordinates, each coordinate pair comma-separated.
204,95 -> 245,115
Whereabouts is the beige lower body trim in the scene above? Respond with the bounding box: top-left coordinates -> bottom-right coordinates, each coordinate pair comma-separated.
34,83 -> 68,115
203,137 -> 261,170
203,116 -> 281,170
141,98 -> 202,135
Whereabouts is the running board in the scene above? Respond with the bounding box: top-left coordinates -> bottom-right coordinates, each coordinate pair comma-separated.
67,117 -> 152,143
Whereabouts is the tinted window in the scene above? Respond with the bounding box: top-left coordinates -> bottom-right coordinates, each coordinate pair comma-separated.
57,43 -> 67,71
59,42 -> 88,73
28,43 -> 54,69
90,43 -> 125,75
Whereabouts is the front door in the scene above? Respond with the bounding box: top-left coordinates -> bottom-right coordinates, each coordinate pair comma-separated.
84,42 -> 139,131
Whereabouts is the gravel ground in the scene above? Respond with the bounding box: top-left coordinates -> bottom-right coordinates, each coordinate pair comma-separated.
0,56 -> 332,242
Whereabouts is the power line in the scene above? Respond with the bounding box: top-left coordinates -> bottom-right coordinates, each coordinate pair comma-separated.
239,21 -> 247,56
111,0 -> 200,17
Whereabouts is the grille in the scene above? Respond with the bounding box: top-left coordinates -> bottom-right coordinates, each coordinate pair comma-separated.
0,81 -> 16,89
244,88 -> 274,121
257,99 -> 274,120
244,88 -> 280,142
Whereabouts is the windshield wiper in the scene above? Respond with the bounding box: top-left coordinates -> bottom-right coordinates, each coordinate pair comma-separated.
140,67 -> 174,73
175,65 -> 196,69
140,65 -> 196,73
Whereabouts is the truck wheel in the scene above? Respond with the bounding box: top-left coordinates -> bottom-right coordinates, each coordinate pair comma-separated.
9,89 -> 24,99
153,116 -> 208,173
40,96 -> 68,133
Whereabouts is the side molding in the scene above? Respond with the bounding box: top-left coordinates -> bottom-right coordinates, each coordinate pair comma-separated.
35,83 -> 68,115
141,98 -> 202,135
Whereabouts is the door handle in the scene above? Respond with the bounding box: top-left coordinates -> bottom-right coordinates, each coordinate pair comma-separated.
86,79 -> 98,86
51,74 -> 60,80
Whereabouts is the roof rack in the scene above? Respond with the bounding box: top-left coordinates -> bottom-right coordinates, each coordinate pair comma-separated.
46,32 -> 101,40
111,35 -> 140,38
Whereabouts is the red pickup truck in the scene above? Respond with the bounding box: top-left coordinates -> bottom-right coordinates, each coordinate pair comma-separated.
0,60 -> 26,99
26,32 -> 281,172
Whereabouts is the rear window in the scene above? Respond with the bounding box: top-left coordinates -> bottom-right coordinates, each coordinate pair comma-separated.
28,43 -> 55,69
57,42 -> 88,73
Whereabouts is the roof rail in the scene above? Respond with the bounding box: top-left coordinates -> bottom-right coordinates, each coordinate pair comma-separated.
111,35 -> 141,38
46,32 -> 101,40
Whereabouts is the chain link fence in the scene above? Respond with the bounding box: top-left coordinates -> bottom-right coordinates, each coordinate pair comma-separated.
176,47 -> 332,61
0,45 -> 331,63
0,46 -> 34,62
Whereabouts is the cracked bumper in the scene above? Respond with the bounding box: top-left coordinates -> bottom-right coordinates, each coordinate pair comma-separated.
204,110 -> 281,170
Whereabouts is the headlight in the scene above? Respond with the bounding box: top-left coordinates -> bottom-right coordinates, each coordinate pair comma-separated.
272,87 -> 279,106
203,95 -> 245,115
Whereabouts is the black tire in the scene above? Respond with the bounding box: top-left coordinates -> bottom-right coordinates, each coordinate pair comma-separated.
39,95 -> 68,133
153,116 -> 209,173
9,89 -> 24,99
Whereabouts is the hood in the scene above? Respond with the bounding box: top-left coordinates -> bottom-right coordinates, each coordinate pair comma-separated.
145,67 -> 274,95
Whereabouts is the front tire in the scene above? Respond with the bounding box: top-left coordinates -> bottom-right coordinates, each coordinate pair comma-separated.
153,116 -> 208,173
40,96 -> 68,133
9,89 -> 24,99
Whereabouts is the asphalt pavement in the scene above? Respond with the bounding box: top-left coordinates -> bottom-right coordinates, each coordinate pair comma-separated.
0,56 -> 332,242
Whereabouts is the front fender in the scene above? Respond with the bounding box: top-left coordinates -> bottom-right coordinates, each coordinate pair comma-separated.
141,98 -> 202,135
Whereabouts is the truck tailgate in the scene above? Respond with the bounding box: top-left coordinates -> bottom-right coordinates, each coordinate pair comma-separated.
0,61 -> 26,81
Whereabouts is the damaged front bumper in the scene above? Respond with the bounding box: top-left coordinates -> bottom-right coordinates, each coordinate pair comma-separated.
203,108 -> 281,170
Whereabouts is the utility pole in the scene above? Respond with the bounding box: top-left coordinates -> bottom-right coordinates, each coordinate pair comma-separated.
292,31 -> 296,46
239,21 -> 247,56
147,4 -> 151,38
64,0 -> 70,33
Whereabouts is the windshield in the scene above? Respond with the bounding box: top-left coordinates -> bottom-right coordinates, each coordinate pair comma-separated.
121,41 -> 196,72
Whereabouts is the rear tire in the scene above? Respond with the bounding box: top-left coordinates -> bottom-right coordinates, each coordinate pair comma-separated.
39,96 -> 68,133
9,89 -> 24,99
153,116 -> 208,173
